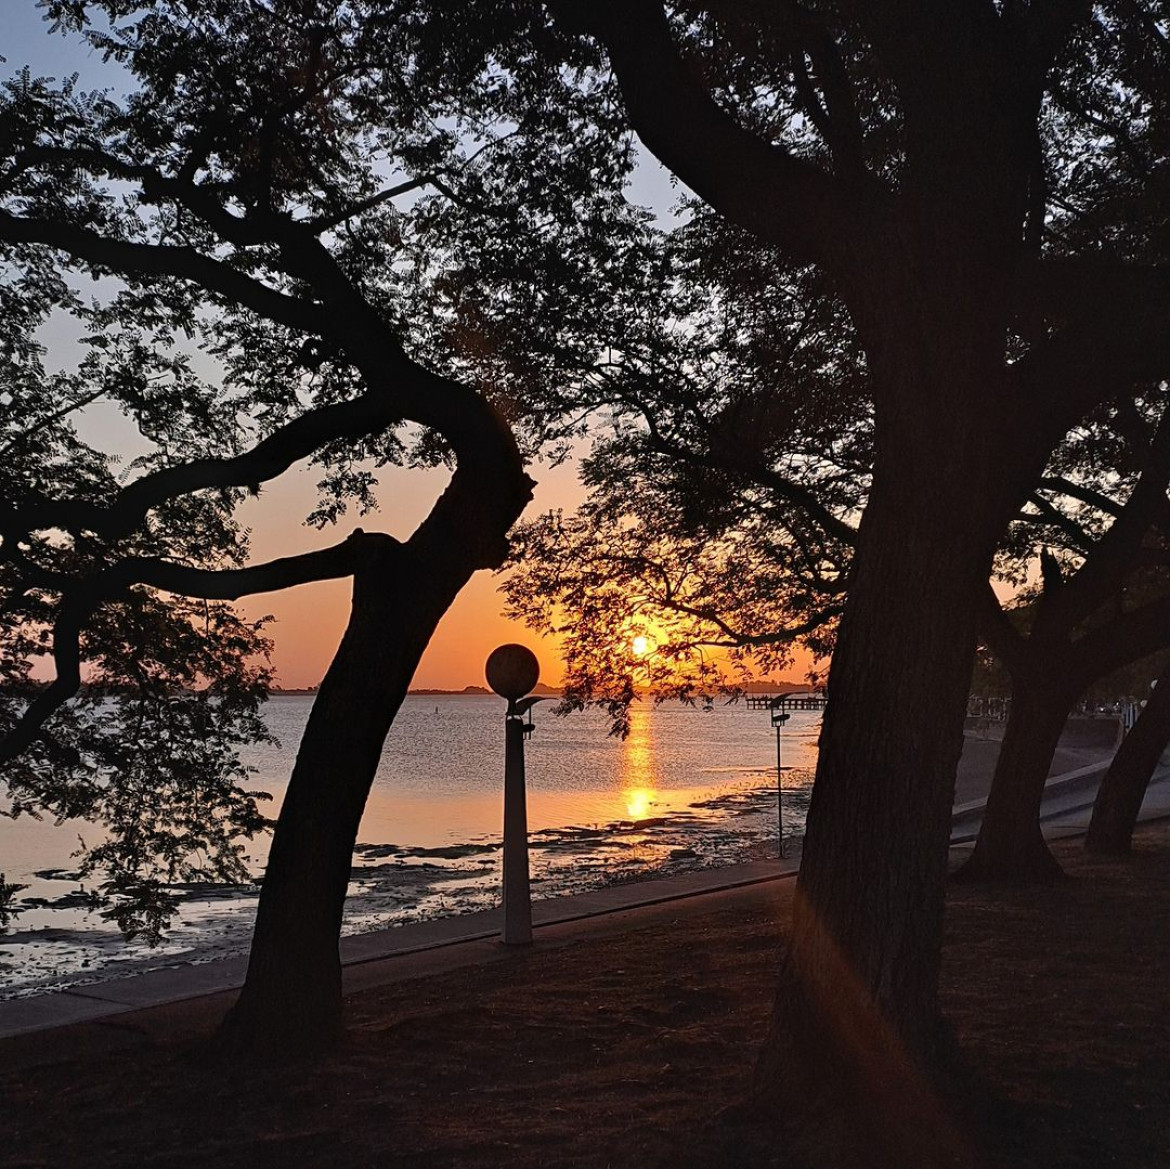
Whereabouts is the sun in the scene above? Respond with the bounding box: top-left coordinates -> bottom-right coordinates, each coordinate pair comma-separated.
631,635 -> 651,658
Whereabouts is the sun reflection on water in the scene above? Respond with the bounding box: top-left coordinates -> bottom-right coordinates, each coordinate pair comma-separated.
624,788 -> 654,819
620,705 -> 659,821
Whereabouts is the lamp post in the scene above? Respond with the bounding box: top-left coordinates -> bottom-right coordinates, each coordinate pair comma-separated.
769,700 -> 791,859
485,644 -> 542,945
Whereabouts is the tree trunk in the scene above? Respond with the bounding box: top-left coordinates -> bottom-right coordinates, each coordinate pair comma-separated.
752,405 -> 1031,1166
1086,669 -> 1170,854
221,458 -> 533,1055
220,540 -> 434,1052
953,675 -> 1076,883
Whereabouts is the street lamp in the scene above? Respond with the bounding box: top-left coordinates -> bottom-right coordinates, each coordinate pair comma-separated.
485,644 -> 542,945
768,699 -> 791,859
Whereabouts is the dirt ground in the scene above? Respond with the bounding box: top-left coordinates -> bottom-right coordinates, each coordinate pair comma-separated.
3,825 -> 1170,1168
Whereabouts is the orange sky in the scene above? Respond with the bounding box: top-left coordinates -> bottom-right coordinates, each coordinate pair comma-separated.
232,455 -> 818,691
233,454 -> 579,690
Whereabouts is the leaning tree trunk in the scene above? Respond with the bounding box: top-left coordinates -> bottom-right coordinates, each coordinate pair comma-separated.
221,460 -> 532,1054
953,673 -> 1078,883
220,540 -> 439,1052
1086,667 -> 1170,854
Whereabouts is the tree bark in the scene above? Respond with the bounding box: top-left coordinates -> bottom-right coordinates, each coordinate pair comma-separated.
752,369 -> 1044,1166
952,675 -> 1077,883
1086,669 -> 1170,854
221,460 -> 533,1054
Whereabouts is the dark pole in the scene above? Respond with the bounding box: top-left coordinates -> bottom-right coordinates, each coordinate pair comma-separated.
769,702 -> 790,861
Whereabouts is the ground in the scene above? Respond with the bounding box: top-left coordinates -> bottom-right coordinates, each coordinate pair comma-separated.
3,825 -> 1169,1168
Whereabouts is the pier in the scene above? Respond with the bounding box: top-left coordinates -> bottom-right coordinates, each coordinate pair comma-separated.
745,693 -> 827,711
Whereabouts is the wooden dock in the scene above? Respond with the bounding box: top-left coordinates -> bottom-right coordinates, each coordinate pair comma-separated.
745,694 -> 827,711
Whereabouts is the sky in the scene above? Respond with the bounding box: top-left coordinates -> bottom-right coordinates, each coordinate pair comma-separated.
1,3 -> 818,691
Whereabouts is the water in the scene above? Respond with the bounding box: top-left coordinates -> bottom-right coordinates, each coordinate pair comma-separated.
1,695 -> 820,996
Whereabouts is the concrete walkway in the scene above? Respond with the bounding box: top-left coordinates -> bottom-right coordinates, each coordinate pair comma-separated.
4,749 -> 1169,1043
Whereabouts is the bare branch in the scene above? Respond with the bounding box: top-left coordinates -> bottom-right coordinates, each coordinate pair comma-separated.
124,531 -> 400,600
301,176 -> 434,233
8,393 -> 402,542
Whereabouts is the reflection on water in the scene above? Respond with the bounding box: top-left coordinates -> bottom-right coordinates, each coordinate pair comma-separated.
1,696 -> 822,997
621,705 -> 658,820
624,788 -> 654,820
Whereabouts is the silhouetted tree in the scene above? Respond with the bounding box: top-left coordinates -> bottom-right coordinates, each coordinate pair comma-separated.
504,213 -> 862,727
542,4 -> 1170,1158
3,2 -> 635,1049
961,395 -> 1170,881
1086,656 -> 1170,852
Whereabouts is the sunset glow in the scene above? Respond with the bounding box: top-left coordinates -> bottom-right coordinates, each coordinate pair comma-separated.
624,787 -> 655,819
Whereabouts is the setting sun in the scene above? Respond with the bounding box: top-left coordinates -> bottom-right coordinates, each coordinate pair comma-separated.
631,635 -> 651,658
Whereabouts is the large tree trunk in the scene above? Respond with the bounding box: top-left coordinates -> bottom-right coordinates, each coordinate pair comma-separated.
953,674 -> 1077,883
1086,668 -> 1170,854
221,458 -> 533,1054
748,205 -> 1079,1155
752,391 -> 1038,1166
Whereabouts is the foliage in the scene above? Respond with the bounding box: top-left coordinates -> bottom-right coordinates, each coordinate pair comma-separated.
501,209 -> 864,722
0,0 -> 646,941
0,873 -> 28,934
0,162 -> 275,938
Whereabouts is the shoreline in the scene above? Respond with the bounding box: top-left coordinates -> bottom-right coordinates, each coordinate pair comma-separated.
1,726 -> 1129,1004
8,746 -> 1168,1035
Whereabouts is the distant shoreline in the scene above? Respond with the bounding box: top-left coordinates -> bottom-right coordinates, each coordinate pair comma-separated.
268,680 -> 810,698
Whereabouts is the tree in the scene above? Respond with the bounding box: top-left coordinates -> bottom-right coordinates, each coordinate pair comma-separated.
960,393 -> 1170,881
542,3 -> 1170,1158
504,207 -> 862,726
1086,655 -> 1170,852
2,2 -> 638,1049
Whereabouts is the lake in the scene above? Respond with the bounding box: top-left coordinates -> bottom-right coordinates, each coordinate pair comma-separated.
1,695 -> 820,996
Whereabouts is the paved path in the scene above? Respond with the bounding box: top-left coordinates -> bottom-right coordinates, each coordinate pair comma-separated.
4,742 -> 1168,1045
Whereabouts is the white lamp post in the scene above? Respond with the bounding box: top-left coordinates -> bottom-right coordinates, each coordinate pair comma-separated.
485,644 -> 542,945
769,700 -> 791,859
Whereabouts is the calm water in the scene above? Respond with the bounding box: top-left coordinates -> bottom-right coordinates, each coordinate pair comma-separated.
1,695 -> 820,996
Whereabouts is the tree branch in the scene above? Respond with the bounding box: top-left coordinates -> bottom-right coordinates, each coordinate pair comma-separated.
0,210 -> 320,334
554,0 -> 861,266
1035,408 -> 1170,638
1010,256 -> 1170,426
0,590 -> 109,765
1069,594 -> 1170,689
0,533 -> 400,765
979,582 -> 1030,677
123,532 -> 400,600
1036,475 -> 1125,519
8,393 -> 402,542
